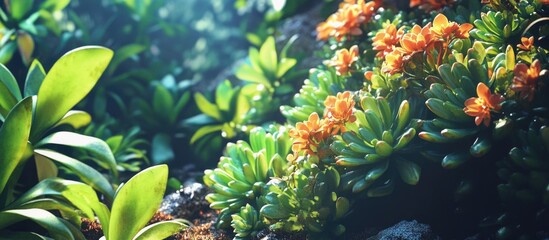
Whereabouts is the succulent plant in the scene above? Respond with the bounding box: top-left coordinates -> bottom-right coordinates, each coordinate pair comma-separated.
280,68 -> 357,124
419,42 -> 506,169
231,204 -> 264,239
495,121 -> 549,239
469,11 -> 524,52
260,163 -> 350,237
203,126 -> 292,228
331,89 -> 423,195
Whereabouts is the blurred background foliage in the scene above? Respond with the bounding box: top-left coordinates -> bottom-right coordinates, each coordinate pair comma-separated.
0,0 -> 322,176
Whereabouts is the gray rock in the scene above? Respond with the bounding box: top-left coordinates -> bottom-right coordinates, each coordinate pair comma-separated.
368,220 -> 440,240
159,182 -> 211,219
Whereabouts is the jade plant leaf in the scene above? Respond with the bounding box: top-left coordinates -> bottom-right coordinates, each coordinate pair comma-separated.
53,111 -> 92,129
31,46 -> 113,142
0,97 -> 32,195
108,165 -> 168,240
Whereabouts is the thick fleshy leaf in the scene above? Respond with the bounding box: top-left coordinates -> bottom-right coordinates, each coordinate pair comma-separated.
34,153 -> 58,181
190,125 -> 223,144
0,62 -> 21,101
0,209 -> 73,239
53,111 -> 92,129
0,41 -> 17,64
133,220 -> 189,240
31,46 -> 113,141
0,97 -> 32,194
260,204 -> 290,219
235,63 -> 271,87
34,149 -> 115,201
395,159 -> 421,185
194,92 -> 222,121
17,31 -> 34,65
24,60 -> 46,97
258,36 -> 277,77
7,178 -> 98,219
9,0 -> 33,21
36,131 -> 118,178
108,165 -> 168,240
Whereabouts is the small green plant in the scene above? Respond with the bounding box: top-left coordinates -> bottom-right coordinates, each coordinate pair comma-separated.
203,126 -> 291,228
0,0 -> 70,65
96,165 -> 189,240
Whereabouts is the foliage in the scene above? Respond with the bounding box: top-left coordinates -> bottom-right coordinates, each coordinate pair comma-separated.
203,0 -> 549,238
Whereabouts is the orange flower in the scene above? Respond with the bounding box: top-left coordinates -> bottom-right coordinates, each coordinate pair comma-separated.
372,24 -> 405,58
364,71 -> 373,81
316,0 -> 379,41
410,0 -> 455,11
430,14 -> 473,40
327,45 -> 360,75
289,112 -> 335,160
324,91 -> 357,132
511,60 -> 541,102
382,50 -> 404,74
517,37 -> 534,51
398,24 -> 434,55
464,82 -> 505,126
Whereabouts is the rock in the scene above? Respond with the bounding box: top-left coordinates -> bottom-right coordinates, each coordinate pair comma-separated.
159,182 -> 211,220
367,220 -> 440,240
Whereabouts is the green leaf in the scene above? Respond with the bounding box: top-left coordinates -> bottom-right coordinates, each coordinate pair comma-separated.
9,0 -> 33,21
235,63 -> 271,87
40,0 -> 70,11
276,58 -> 296,78
0,209 -> 73,239
34,153 -> 58,181
36,131 -> 118,178
24,60 -> 46,97
0,97 -> 32,195
31,46 -> 113,142
190,125 -> 223,144
171,91 -> 190,124
215,80 -> 234,112
260,204 -> 290,219
151,133 -> 174,164
258,36 -> 277,76
194,92 -> 222,121
107,44 -> 146,75
109,165 -> 168,240
395,159 -> 421,185
53,110 -> 92,129
0,230 -> 55,239
34,149 -> 115,201
133,219 -> 189,240
152,85 -> 174,119
0,63 -> 22,102
17,30 -> 34,65
7,178 -> 98,220
0,41 -> 17,64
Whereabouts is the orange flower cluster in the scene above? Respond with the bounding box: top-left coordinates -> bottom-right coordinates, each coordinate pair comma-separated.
316,0 -> 380,41
372,24 -> 404,58
463,83 -> 505,126
511,60 -> 541,102
517,37 -> 534,51
410,0 -> 455,12
327,45 -> 360,75
289,92 -> 357,160
377,14 -> 473,74
324,91 -> 357,132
